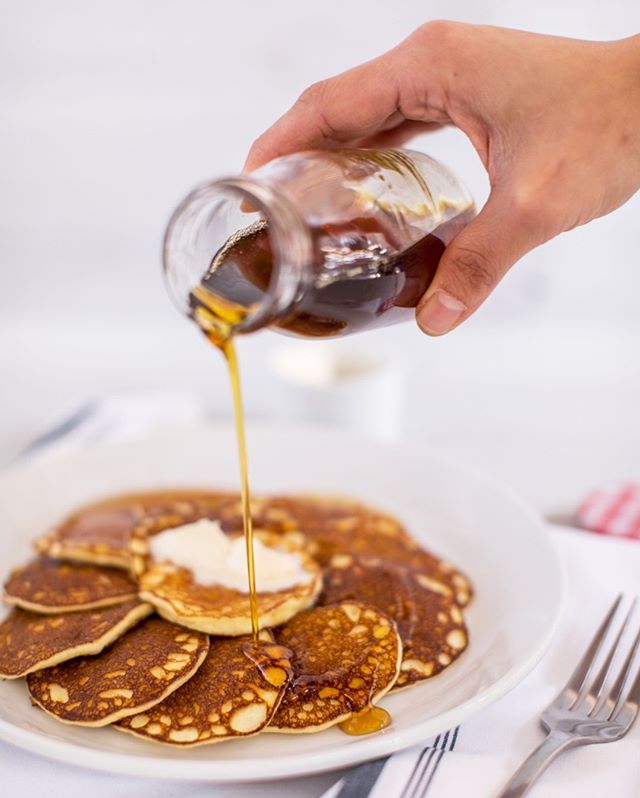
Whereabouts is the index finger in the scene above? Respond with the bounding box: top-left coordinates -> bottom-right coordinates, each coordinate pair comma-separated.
243,55 -> 399,172
244,36 -> 446,171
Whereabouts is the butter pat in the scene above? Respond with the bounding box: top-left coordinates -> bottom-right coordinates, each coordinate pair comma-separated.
148,518 -> 313,593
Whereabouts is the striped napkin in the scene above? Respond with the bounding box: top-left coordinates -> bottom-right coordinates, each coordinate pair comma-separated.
576,483 -> 640,538
16,392 -> 207,464
321,730 -> 460,798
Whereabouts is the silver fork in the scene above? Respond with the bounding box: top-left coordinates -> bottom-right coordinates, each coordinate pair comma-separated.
499,594 -> 640,797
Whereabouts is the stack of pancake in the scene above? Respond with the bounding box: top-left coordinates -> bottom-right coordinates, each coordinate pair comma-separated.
0,490 -> 472,746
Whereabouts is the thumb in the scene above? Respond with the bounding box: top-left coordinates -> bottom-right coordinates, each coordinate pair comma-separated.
415,192 -> 541,336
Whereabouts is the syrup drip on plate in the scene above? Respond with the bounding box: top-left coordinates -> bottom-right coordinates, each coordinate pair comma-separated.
339,705 -> 392,735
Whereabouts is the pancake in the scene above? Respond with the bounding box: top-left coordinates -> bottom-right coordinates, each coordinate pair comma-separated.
0,600 -> 152,679
3,557 -> 138,613
267,602 -> 401,733
214,496 -> 305,537
34,490 -> 236,569
27,616 -> 209,726
133,526 -> 322,636
117,634 -> 292,745
320,554 -> 468,689
257,495 -> 473,607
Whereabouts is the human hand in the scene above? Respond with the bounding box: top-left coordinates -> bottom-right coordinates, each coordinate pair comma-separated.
245,23 -> 640,335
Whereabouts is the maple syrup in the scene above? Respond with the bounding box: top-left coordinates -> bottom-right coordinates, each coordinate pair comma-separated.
165,148 -> 475,342
198,212 -> 473,338
191,288 -> 259,639
339,705 -> 392,735
188,216 -> 469,729
190,285 -> 396,734
242,640 -> 294,687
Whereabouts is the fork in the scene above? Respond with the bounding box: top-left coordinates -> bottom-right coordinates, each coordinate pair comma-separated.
498,594 -> 640,797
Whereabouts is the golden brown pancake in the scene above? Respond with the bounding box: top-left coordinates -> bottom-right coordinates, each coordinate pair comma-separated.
254,495 -> 472,607
133,526 -> 322,636
320,554 -> 468,689
27,616 -> 209,726
34,490 -> 236,569
3,557 -> 138,613
0,601 -> 152,679
117,634 -> 292,745
214,493 -> 466,601
267,602 -> 401,733
214,496 -> 304,536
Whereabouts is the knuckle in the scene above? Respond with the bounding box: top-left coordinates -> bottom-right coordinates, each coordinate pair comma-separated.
295,79 -> 341,140
507,181 -> 558,239
296,80 -> 329,109
448,245 -> 496,294
410,19 -> 456,51
510,183 -> 542,224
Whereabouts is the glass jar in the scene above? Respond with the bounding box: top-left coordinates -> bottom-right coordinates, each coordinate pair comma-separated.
163,148 -> 474,339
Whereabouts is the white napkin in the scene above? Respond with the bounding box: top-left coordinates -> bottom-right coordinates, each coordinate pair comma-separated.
17,391 -> 207,464
5,393 -> 640,798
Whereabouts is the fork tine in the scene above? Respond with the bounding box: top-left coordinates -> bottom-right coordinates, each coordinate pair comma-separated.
610,624 -> 640,721
563,594 -> 622,706
585,598 -> 637,714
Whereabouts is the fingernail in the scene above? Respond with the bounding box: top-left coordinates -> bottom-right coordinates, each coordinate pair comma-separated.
417,290 -> 467,335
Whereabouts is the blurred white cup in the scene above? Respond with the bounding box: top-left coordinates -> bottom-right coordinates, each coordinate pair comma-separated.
265,339 -> 406,442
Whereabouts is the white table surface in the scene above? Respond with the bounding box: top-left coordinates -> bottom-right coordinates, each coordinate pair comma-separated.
2,525 -> 639,798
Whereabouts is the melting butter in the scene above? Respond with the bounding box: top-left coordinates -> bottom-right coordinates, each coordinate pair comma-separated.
148,518 -> 313,593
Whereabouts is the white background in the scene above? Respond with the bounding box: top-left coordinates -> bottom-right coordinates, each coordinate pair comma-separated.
1,0 -> 639,512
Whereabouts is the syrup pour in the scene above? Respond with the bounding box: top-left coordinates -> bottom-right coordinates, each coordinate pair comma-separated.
191,286 -> 260,640
190,257 -> 398,734
189,285 -> 394,734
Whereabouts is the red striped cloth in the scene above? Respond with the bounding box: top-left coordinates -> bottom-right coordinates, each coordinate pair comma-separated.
576,483 -> 640,538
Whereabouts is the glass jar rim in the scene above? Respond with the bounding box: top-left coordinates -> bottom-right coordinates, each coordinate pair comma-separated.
162,175 -> 312,335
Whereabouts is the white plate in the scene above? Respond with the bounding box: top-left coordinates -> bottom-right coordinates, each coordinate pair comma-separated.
0,423 -> 563,782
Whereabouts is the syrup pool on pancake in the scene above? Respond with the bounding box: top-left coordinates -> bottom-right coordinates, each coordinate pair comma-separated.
268,602 -> 401,735
117,632 -> 293,746
34,490 -> 238,570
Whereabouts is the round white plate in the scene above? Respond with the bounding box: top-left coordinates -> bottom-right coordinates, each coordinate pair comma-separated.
0,423 -> 563,781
